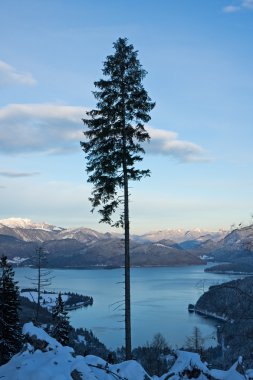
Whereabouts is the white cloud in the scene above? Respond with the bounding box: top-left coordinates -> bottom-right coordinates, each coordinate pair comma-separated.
0,103 -> 85,154
146,127 -> 209,163
0,60 -> 36,87
242,0 -> 253,8
0,103 -> 209,163
223,0 -> 253,12
223,5 -> 241,12
0,170 -> 39,178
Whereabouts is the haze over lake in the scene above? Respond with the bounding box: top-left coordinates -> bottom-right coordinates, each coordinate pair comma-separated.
15,265 -> 242,349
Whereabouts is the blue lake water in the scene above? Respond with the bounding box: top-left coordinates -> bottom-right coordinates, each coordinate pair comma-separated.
14,265 -> 242,350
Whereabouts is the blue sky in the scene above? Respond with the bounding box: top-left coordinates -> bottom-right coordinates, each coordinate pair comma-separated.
0,0 -> 252,233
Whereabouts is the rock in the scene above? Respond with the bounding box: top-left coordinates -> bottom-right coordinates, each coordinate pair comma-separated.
188,303 -> 195,312
71,369 -> 83,380
25,334 -> 49,352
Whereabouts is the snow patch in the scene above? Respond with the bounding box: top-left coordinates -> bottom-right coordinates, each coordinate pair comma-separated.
154,243 -> 172,249
7,256 -> 29,265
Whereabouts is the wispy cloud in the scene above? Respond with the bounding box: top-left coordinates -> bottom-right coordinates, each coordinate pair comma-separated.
0,60 -> 36,87
146,127 -> 209,163
223,5 -> 241,12
242,0 -> 253,8
223,0 -> 253,12
0,103 -> 85,154
0,170 -> 40,178
0,103 -> 209,163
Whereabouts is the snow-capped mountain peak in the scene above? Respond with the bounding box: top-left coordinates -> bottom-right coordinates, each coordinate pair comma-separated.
0,217 -> 34,228
140,228 -> 227,243
0,217 -> 63,232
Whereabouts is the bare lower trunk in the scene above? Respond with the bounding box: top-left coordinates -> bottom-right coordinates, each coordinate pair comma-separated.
35,248 -> 41,324
124,174 -> 131,359
121,64 -> 131,359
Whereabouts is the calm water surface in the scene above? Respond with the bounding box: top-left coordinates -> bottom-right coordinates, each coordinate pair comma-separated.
14,265 -> 242,350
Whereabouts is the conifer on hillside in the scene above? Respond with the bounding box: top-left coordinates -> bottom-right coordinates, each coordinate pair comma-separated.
0,255 -> 22,364
52,292 -> 71,345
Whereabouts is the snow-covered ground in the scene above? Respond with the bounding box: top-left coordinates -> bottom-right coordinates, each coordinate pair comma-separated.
7,256 -> 29,265
0,323 -> 250,380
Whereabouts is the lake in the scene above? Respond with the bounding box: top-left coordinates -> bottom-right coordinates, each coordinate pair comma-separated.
14,264 -> 242,350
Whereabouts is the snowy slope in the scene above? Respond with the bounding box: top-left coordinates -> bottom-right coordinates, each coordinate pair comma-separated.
0,218 -> 64,242
0,323 -> 249,380
140,228 -> 227,243
0,323 -> 151,380
0,218 -> 104,244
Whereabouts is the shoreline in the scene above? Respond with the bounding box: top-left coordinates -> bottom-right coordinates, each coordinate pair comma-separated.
194,308 -> 227,322
14,262 -> 207,270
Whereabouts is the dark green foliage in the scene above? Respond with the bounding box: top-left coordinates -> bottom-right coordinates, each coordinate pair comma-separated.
195,275 -> 253,368
64,292 -> 93,307
70,327 -> 109,359
0,255 -> 22,364
19,296 -> 52,325
81,37 -> 154,226
52,292 -> 71,346
132,333 -> 174,376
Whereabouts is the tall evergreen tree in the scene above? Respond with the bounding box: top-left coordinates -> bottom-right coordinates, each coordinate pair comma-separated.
81,37 -> 155,359
0,255 -> 22,364
52,292 -> 71,346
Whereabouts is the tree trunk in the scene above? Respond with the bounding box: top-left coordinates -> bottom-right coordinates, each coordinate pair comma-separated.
124,171 -> 131,359
121,63 -> 132,360
123,124 -> 132,359
35,247 -> 41,324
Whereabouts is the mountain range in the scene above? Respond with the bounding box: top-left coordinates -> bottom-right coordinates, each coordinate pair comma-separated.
0,218 -> 252,268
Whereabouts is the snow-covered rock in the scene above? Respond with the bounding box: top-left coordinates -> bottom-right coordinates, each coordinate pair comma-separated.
210,356 -> 247,380
23,322 -> 64,351
160,350 -> 210,380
